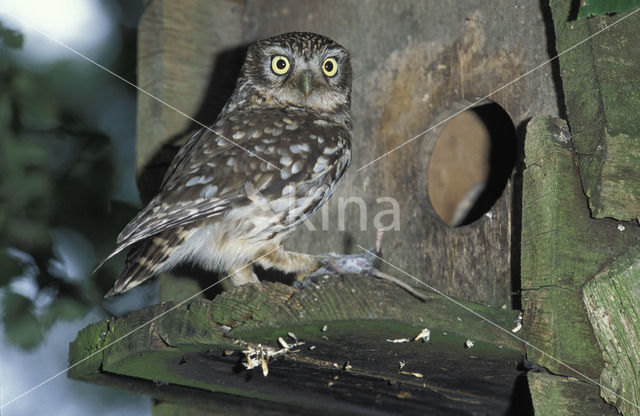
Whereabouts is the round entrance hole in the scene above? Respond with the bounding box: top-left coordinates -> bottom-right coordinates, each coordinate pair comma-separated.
427,102 -> 517,226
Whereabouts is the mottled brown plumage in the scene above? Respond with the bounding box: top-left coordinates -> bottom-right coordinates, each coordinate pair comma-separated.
102,32 -> 352,297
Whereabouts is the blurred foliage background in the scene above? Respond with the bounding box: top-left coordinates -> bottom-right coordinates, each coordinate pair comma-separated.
0,1 -> 144,350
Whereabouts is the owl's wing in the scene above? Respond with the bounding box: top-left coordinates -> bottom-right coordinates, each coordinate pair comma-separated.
98,108 -> 350,268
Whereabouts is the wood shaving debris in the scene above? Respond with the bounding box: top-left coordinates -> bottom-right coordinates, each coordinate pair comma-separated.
309,345 -> 316,350
413,328 -> 431,342
321,325 -> 328,332
386,338 -> 410,343
399,371 -> 424,378
512,312 -> 523,333
287,332 -> 298,341
464,339 -> 475,349
241,344 -> 274,375
278,337 -> 289,349
343,361 -> 352,371
241,338 -> 305,376
399,360 -> 406,369
396,391 -> 412,399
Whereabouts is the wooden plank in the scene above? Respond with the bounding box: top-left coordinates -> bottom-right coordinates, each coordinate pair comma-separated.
70,275 -> 526,414
528,372 -> 618,416
136,0 -> 244,201
521,116 -> 640,377
583,244 -> 640,416
549,0 -> 640,221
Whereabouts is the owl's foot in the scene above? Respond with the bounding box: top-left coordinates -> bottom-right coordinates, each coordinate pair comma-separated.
229,266 -> 261,287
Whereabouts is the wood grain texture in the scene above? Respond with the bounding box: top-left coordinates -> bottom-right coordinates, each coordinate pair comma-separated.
527,372 -> 619,416
521,116 -> 640,378
135,0 -> 561,307
136,0 -> 245,202
583,244 -> 640,416
549,0 -> 640,221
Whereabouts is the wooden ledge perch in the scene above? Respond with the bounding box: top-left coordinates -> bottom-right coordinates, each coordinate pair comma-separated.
70,274 -> 525,415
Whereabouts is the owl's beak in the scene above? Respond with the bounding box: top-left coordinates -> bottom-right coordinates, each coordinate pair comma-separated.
299,70 -> 313,99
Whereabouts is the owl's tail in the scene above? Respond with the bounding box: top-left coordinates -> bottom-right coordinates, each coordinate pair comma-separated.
104,226 -> 190,297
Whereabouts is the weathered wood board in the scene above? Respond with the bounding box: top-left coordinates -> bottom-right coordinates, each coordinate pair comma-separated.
70,276 -> 526,415
583,244 -> 640,416
521,116 -> 640,378
549,0 -> 640,221
528,372 -> 618,416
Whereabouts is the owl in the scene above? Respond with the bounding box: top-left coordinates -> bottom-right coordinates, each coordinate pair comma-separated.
101,32 -> 352,297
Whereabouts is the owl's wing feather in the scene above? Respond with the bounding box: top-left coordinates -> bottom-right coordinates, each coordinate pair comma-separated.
98,108 -> 350,271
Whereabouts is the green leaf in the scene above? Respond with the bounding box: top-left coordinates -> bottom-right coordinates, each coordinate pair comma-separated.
578,0 -> 640,18
0,21 -> 24,49
0,251 -> 22,285
2,292 -> 43,349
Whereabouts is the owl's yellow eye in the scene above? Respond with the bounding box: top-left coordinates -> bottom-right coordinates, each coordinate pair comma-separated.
322,57 -> 338,77
271,56 -> 290,75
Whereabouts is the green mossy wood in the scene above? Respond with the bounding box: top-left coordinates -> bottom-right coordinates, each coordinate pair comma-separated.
70,276 -> 524,415
527,372 -> 618,416
550,0 -> 640,221
521,117 -> 640,379
583,245 -> 640,416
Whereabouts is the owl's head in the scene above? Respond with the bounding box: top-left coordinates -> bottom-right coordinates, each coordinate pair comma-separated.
235,32 -> 352,115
